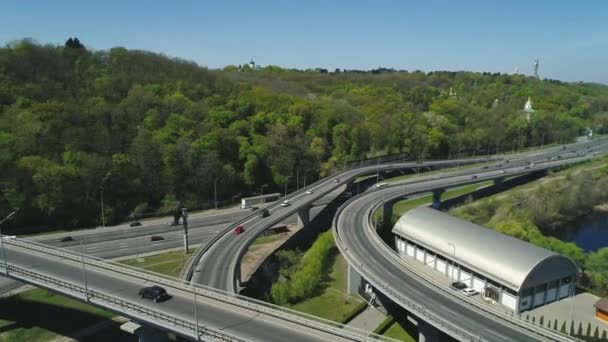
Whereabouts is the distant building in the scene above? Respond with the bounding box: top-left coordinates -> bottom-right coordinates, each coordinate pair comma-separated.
594,297 -> 608,322
249,59 -> 256,70
523,97 -> 535,122
392,207 -> 578,313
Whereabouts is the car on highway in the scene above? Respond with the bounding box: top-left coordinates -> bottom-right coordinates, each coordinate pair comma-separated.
524,166 -> 530,170
482,165 -> 489,169
471,175 -> 478,179
499,170 -> 506,174
450,281 -> 468,290
59,236 -> 74,242
462,288 -> 479,297
306,190 -> 314,194
280,200 -> 290,207
334,178 -> 340,183
250,206 -> 258,211
129,221 -> 142,227
375,182 -> 388,189
259,209 -> 270,218
234,225 -> 245,235
150,236 -> 164,241
138,286 -> 170,302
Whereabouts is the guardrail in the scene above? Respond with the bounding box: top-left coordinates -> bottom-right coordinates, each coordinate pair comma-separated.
2,237 -> 401,342
5,263 -> 247,341
331,152 -> 598,341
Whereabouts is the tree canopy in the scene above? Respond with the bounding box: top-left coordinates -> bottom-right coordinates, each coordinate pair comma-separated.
2,39 -> 608,231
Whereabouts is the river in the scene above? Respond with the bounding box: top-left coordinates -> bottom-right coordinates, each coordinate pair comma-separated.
555,212 -> 608,252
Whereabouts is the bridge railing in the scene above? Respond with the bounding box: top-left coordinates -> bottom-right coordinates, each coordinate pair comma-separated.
1,237 -> 401,342
4,263 -> 247,341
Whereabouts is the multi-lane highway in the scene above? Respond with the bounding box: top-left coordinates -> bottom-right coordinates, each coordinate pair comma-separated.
1,237 -> 393,342
188,137 -> 608,341
333,153 -> 603,342
188,158 -> 492,291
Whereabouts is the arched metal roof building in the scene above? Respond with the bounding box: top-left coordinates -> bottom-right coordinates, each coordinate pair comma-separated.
392,207 -> 578,312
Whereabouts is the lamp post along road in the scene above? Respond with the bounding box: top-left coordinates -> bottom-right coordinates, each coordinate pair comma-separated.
261,183 -> 269,196
100,190 -> 105,228
448,242 -> 456,283
214,178 -> 218,210
79,239 -> 89,302
284,176 -> 292,197
0,211 -> 17,275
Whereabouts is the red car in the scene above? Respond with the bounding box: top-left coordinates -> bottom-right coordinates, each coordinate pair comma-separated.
234,225 -> 245,235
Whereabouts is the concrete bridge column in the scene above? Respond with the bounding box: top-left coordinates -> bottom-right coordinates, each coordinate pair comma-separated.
297,206 -> 310,228
383,201 -> 394,225
407,315 -> 440,342
431,189 -> 445,209
347,263 -> 362,295
121,322 -> 169,342
493,177 -> 505,187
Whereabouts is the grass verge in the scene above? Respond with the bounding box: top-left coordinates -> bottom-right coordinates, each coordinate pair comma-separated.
120,250 -> 192,277
0,289 -> 115,342
383,322 -> 416,342
286,253 -> 365,322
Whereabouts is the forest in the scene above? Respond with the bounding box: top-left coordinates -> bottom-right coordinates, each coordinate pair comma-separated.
2,38 -> 608,231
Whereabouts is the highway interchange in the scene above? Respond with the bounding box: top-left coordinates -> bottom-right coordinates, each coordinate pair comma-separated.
1,139 -> 606,341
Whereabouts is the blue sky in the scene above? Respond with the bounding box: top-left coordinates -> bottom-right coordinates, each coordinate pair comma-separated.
1,0 -> 607,83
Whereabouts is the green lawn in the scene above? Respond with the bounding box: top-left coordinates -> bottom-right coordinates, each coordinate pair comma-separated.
0,289 -> 115,342
383,322 -> 416,342
252,233 -> 287,246
120,250 -> 192,278
286,253 -> 364,322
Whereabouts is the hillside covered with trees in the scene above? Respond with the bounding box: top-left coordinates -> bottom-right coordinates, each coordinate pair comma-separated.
2,38 -> 608,231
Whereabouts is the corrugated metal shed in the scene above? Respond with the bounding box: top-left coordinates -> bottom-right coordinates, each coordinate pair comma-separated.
392,207 -> 578,292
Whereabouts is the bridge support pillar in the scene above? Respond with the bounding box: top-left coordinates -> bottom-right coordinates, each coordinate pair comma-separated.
406,316 -> 440,342
383,202 -> 393,226
494,177 -> 505,187
347,264 -> 362,295
431,189 -> 445,209
121,321 -> 168,342
297,206 -> 310,228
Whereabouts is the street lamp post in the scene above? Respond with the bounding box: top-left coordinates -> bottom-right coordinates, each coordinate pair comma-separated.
303,170 -> 308,189
214,179 -> 218,210
0,211 -> 17,275
448,242 -> 456,284
193,285 -> 199,341
284,176 -> 292,197
261,183 -> 269,196
100,189 -> 105,228
79,239 -> 89,302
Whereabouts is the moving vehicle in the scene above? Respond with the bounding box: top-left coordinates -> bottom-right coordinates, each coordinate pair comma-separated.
138,286 -> 170,302
59,236 -> 74,242
334,178 -> 340,183
240,193 -> 281,209
259,209 -> 270,218
375,182 -> 388,189
150,236 -> 164,241
462,288 -> 479,297
450,281 -> 468,290
499,170 -> 506,174
280,200 -> 290,207
129,221 -> 142,227
306,190 -> 314,194
234,225 -> 245,235
471,175 -> 478,179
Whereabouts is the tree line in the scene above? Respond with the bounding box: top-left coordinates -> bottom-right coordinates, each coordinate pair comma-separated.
1,38 -> 608,231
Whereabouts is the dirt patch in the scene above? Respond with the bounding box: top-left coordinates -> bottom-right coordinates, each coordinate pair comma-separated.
241,224 -> 301,283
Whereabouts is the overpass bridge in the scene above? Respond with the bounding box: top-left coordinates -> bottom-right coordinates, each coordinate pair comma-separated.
333,153 -> 607,341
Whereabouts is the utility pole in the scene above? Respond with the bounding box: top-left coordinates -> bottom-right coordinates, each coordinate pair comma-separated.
0,211 -> 17,276
79,240 -> 89,302
182,207 -> 189,254
214,179 -> 218,210
284,176 -> 292,197
100,190 -> 105,228
193,285 -> 199,341
448,242 -> 456,284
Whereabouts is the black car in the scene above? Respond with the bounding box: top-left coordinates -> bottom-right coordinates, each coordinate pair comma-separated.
129,221 -> 142,227
471,175 -> 478,179
150,235 -> 164,241
59,236 -> 74,242
259,209 -> 270,218
138,286 -> 170,302
450,281 -> 468,290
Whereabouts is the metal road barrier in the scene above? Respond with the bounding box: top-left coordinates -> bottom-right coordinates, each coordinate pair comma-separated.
1,237 -> 401,342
